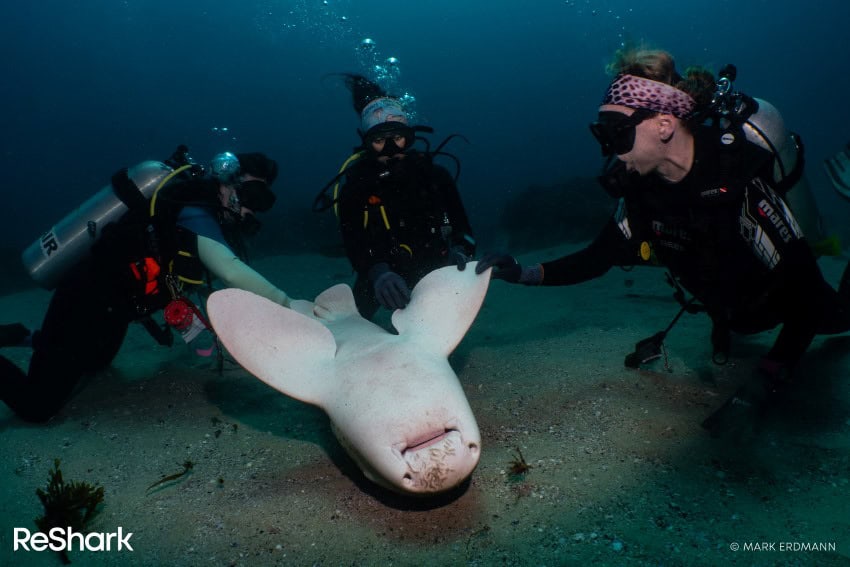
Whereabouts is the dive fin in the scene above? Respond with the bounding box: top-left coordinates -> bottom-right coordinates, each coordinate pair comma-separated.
810,234 -> 842,257
824,143 -> 850,200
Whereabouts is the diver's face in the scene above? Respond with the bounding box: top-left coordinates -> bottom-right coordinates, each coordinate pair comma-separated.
595,104 -> 663,176
371,134 -> 407,160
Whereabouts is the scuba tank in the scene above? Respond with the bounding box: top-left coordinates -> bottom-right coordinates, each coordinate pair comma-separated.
21,160 -> 174,290
742,98 -> 829,251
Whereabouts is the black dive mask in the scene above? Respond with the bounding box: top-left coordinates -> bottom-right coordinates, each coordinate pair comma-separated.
377,136 -> 404,158
363,123 -> 414,157
237,179 -> 276,213
589,109 -> 656,156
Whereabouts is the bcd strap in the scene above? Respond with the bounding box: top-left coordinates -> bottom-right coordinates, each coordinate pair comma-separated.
715,124 -> 747,183
111,167 -> 147,212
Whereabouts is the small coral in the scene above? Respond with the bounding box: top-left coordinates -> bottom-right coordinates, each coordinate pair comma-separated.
35,458 -> 104,535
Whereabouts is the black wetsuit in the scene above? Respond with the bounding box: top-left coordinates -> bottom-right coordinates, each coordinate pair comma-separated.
539,126 -> 850,369
337,151 -> 475,317
0,177 -> 228,422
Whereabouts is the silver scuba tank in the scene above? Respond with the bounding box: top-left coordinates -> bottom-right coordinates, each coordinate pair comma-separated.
21,160 -> 173,290
742,98 -> 827,245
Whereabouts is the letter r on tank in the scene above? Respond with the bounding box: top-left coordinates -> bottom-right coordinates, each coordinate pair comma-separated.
41,232 -> 59,256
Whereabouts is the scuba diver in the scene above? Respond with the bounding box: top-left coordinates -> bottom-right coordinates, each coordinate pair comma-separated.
316,74 -> 476,319
1,148 -> 296,422
476,47 -> 850,436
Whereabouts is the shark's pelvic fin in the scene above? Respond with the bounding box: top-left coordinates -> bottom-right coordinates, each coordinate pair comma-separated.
313,283 -> 361,322
392,262 -> 491,356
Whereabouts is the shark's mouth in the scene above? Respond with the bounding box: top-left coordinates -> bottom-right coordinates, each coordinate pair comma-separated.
401,429 -> 455,455
399,428 -> 480,492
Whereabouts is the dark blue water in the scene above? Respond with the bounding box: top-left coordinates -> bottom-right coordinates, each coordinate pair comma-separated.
2,0 -> 849,253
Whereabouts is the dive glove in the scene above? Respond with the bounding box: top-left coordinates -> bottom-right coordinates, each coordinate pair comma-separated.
0,323 -> 31,348
475,252 -> 543,284
369,263 -> 411,310
448,246 -> 471,271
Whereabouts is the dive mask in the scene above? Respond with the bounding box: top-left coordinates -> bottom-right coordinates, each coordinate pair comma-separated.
589,108 -> 655,156
363,122 -> 414,157
237,179 -> 276,213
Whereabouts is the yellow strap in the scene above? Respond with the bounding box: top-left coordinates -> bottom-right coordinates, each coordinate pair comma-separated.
177,275 -> 205,285
149,164 -> 192,217
362,205 -> 391,230
333,151 -> 366,217
379,205 -> 390,230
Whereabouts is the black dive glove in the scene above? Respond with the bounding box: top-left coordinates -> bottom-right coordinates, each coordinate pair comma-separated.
475,252 -> 543,284
369,263 -> 411,310
0,323 -> 31,348
448,246 -> 471,271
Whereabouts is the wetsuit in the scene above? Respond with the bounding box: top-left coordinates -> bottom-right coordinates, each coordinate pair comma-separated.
0,176 -> 287,422
539,126 -> 850,370
337,151 -> 475,317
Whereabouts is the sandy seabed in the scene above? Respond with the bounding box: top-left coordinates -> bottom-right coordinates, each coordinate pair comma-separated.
1,243 -> 849,566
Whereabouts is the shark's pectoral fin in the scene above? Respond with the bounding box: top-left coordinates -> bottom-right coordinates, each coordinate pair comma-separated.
207,289 -> 336,406
392,262 -> 491,355
312,283 -> 360,322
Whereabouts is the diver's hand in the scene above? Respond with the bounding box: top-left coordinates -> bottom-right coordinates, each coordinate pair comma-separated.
0,323 -> 31,348
448,246 -> 470,271
476,252 -> 544,284
475,252 -> 521,281
370,263 -> 411,310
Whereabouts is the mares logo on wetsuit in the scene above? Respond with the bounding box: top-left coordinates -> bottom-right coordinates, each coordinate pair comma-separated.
651,220 -> 691,241
700,186 -> 730,199
650,220 -> 690,253
756,199 -> 792,243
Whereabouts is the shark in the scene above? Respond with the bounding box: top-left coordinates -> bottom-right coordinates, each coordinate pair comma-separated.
206,263 -> 491,495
